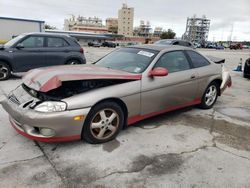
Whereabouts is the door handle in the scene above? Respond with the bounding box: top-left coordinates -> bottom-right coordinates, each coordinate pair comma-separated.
190,75 -> 196,79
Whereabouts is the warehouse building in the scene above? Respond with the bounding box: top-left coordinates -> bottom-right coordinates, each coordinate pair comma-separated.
45,30 -> 122,46
0,16 -> 45,43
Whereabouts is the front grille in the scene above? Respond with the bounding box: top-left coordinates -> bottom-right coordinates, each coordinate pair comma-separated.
8,94 -> 20,105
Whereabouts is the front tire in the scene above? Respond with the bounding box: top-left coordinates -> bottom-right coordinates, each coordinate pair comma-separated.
0,62 -> 11,81
82,102 -> 124,144
199,82 -> 219,109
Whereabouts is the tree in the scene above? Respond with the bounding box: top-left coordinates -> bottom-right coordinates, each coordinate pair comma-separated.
160,29 -> 176,39
44,24 -> 57,30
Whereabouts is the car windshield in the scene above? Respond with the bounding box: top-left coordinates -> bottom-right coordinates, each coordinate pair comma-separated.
4,34 -> 25,48
95,48 -> 158,73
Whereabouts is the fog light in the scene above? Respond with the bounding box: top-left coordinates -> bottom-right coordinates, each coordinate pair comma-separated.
39,128 -> 55,137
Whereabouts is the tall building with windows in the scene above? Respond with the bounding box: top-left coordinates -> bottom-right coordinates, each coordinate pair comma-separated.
106,18 -> 118,34
118,3 -> 134,37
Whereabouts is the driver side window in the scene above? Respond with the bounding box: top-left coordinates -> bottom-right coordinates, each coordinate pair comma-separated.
155,51 -> 191,73
19,36 -> 44,48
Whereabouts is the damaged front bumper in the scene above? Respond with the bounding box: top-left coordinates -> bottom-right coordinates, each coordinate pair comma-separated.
220,67 -> 232,94
1,87 -> 91,142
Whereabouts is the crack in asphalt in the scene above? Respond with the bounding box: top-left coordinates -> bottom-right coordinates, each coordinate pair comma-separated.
0,133 -> 18,151
34,141 -> 67,187
87,144 -> 214,185
215,145 -> 250,161
0,155 -> 43,166
208,109 -> 250,161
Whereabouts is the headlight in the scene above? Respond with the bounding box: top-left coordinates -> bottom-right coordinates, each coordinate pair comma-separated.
34,101 -> 67,112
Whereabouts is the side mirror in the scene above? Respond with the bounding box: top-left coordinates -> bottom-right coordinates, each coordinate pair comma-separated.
148,67 -> 169,77
16,43 -> 24,49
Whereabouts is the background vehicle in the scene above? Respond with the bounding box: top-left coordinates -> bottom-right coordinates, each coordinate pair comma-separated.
2,45 -> 231,144
206,43 -> 216,49
244,58 -> 250,78
88,41 -> 101,47
102,41 -> 116,48
154,39 -> 195,48
230,43 -> 243,50
0,33 -> 86,80
215,45 -> 225,50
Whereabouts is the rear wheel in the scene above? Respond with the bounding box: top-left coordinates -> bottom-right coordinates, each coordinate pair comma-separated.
82,102 -> 124,144
199,82 -> 219,109
66,59 -> 80,65
0,62 -> 10,81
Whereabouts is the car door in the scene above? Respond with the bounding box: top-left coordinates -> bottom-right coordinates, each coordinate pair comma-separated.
12,35 -> 46,72
185,50 -> 213,95
141,50 -> 198,115
43,36 -> 70,66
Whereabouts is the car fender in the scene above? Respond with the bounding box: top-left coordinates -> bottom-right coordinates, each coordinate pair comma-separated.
0,55 -> 13,71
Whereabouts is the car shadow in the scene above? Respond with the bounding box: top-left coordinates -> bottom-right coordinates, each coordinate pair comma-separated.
37,106 -> 196,149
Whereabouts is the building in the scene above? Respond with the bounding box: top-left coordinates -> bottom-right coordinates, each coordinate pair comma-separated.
118,3 -> 134,37
134,20 -> 152,37
0,16 -> 44,43
64,15 -> 108,34
183,15 -> 210,45
46,30 -> 122,46
106,18 -> 118,34
153,27 -> 163,37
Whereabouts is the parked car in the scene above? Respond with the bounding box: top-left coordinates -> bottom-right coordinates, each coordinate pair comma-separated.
244,58 -> 250,78
88,42 -> 101,47
0,33 -> 86,80
230,43 -> 243,50
1,45 -> 231,144
215,45 -> 225,50
102,41 -> 116,48
206,43 -> 216,49
242,45 -> 250,49
154,39 -> 195,48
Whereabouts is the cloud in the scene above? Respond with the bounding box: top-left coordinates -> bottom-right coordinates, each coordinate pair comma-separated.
0,0 -> 249,40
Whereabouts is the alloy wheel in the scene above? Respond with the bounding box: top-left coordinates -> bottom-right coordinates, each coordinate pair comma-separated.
0,64 -> 9,80
90,108 -> 119,140
205,85 -> 217,106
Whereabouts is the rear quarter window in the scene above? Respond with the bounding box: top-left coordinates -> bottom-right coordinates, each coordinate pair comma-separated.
186,51 -> 210,68
47,37 -> 69,47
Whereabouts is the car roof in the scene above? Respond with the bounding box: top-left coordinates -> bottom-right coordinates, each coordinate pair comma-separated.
157,39 -> 192,43
22,32 -> 71,38
129,44 -> 192,52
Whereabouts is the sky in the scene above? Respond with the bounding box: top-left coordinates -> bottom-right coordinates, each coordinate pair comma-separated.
1,0 -> 250,41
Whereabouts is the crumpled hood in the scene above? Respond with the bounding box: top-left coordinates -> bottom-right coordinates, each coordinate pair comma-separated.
23,64 -> 141,92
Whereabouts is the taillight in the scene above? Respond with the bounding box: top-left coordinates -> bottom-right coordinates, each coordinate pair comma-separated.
80,47 -> 84,54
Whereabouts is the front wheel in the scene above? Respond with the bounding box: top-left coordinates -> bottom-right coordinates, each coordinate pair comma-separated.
199,82 -> 219,109
82,102 -> 124,144
0,62 -> 11,81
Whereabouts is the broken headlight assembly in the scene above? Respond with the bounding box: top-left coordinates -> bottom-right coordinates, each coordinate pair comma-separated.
34,101 -> 67,112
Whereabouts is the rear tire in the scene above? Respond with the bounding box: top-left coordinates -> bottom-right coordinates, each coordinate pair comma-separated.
199,82 -> 219,109
0,62 -> 11,81
82,101 -> 124,144
66,59 -> 80,65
